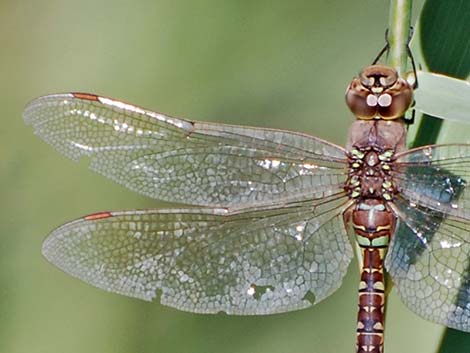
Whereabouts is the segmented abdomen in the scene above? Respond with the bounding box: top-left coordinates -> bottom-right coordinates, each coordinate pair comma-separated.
344,199 -> 394,353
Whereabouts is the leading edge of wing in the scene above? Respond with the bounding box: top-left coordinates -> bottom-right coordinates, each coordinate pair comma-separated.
23,92 -> 347,159
23,93 -> 349,208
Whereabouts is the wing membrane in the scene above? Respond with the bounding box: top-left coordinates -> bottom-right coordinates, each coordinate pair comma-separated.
394,144 -> 470,220
42,194 -> 353,314
24,93 -> 348,207
386,196 -> 470,332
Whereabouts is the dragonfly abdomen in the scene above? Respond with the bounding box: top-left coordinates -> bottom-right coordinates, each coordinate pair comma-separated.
345,199 -> 394,353
356,247 -> 388,353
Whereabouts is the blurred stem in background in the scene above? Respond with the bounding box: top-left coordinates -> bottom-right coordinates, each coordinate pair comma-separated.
387,0 -> 443,149
388,0 -> 412,75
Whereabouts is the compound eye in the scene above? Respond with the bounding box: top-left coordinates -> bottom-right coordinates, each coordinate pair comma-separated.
346,65 -> 413,120
345,79 -> 376,119
379,80 -> 413,119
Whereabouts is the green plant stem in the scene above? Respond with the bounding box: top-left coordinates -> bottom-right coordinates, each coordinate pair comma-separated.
387,0 -> 438,148
387,0 -> 412,75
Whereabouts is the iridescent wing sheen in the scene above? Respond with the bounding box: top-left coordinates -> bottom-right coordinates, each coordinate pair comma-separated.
42,194 -> 353,314
386,196 -> 470,332
23,93 -> 348,207
393,144 -> 470,220
389,146 -> 470,331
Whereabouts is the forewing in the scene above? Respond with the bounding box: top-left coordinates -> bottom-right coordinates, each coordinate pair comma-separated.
24,93 -> 347,207
42,194 -> 353,315
394,144 -> 470,220
386,196 -> 470,332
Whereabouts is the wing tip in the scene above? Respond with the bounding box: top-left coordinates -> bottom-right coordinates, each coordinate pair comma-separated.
23,93 -> 76,123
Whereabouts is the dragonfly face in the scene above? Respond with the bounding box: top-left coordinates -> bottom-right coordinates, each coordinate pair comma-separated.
23,65 -> 470,353
346,65 -> 413,120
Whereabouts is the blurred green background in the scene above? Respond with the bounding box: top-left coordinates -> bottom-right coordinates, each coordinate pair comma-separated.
2,0 -> 459,353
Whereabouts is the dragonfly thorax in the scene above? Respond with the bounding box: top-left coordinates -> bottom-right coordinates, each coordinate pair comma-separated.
346,146 -> 396,201
345,65 -> 413,120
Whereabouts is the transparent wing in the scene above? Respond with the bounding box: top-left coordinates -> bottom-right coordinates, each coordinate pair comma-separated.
23,93 -> 348,207
393,144 -> 470,220
42,193 -> 353,315
386,196 -> 470,332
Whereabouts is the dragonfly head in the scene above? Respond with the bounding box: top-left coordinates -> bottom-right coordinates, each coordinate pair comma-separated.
345,65 -> 413,121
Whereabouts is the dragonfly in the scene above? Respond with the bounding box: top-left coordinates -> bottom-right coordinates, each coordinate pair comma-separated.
23,65 -> 470,353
